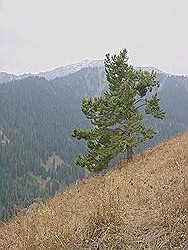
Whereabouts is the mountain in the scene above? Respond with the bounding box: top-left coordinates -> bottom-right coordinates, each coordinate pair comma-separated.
0,60 -> 177,84
38,59 -> 104,80
0,60 -> 104,83
0,72 -> 18,83
0,72 -> 33,84
0,66 -> 187,221
0,132 -> 187,249
136,66 -> 170,75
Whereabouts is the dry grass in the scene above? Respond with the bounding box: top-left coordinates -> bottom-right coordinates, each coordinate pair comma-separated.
0,132 -> 187,249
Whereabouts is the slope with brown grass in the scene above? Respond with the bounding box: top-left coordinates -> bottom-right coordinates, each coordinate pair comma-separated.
0,132 -> 187,249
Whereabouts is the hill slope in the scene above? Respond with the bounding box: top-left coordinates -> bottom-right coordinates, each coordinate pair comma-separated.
0,132 -> 187,250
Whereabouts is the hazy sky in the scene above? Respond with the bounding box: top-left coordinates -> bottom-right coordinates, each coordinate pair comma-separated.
0,0 -> 187,75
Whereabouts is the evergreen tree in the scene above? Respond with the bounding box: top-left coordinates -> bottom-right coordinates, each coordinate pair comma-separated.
72,49 -> 166,172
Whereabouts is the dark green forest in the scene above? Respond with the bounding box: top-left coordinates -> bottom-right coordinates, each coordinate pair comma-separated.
0,67 -> 187,221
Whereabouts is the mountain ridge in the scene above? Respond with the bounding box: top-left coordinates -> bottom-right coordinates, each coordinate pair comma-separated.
0,60 -> 185,84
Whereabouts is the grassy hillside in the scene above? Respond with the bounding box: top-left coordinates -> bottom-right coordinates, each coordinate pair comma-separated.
0,132 -> 187,249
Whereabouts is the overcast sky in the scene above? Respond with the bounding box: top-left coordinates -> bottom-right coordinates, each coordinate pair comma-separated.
0,0 -> 187,75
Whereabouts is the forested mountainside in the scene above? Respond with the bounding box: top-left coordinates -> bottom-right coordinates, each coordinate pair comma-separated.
139,73 -> 188,150
0,68 -> 105,221
0,66 -> 187,221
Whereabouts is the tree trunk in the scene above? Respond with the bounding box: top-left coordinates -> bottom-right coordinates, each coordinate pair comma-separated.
127,146 -> 133,162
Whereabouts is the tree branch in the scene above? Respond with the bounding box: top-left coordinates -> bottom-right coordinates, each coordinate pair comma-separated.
134,98 -> 144,105
136,103 -> 147,110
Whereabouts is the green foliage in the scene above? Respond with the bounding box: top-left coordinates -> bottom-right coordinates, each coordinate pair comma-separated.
73,49 -> 166,172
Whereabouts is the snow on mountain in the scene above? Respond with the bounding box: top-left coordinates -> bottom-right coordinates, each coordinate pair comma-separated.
0,60 -> 104,83
0,72 -> 18,83
136,66 -> 169,75
0,72 -> 33,84
0,60 -> 181,84
37,60 -> 104,80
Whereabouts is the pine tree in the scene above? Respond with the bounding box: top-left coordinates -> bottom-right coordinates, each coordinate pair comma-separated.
72,49 -> 165,172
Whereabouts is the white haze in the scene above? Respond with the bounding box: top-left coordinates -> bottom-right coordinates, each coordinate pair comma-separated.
0,0 -> 187,76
